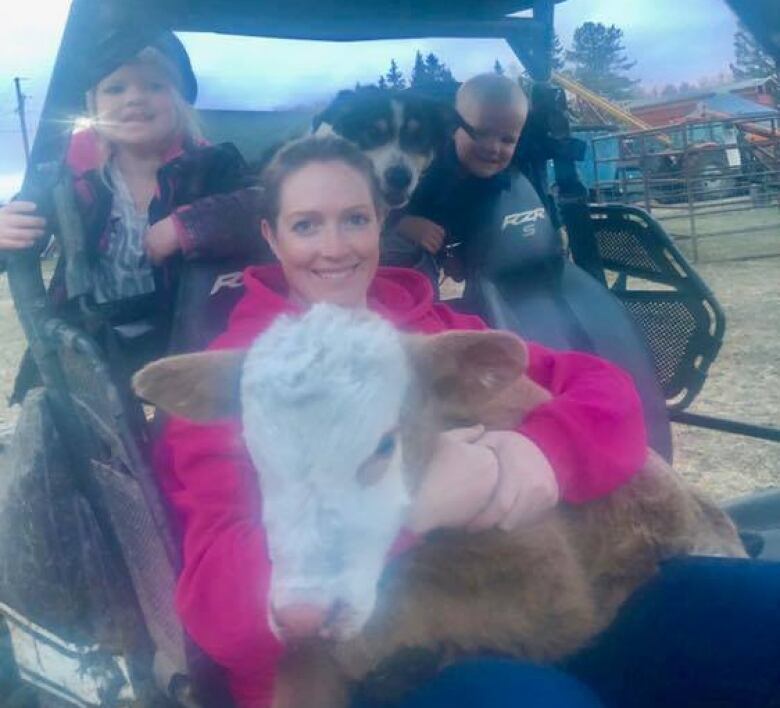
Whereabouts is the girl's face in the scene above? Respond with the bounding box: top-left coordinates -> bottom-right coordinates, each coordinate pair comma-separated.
92,61 -> 180,151
262,161 -> 382,308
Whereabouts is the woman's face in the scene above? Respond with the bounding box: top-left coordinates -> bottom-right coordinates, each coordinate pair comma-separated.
92,61 -> 180,151
262,161 -> 382,308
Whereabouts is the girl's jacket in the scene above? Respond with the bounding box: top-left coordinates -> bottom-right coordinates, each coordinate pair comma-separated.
11,128 -> 266,401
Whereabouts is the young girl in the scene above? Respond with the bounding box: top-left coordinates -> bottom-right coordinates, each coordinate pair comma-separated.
157,136 -> 647,706
0,31 -> 263,400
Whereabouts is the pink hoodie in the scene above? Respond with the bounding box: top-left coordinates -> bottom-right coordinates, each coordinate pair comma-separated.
156,264 -> 648,706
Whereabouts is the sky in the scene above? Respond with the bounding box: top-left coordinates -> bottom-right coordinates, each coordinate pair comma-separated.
0,0 -> 741,200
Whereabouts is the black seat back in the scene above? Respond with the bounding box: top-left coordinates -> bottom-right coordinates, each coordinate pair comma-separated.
168,256 -> 258,355
468,174 -> 673,460
588,204 -> 725,411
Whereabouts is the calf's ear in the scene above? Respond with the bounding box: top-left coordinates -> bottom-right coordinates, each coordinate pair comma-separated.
132,349 -> 246,421
405,330 -> 529,423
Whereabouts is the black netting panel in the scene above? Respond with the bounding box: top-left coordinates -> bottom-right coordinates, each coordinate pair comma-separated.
48,324 -> 188,695
619,297 -> 702,398
594,223 -> 662,275
59,345 -> 118,438
0,389 -> 95,644
90,461 -> 188,682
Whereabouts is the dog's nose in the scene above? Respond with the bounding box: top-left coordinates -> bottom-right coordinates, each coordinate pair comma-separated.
272,603 -> 329,639
385,166 -> 412,191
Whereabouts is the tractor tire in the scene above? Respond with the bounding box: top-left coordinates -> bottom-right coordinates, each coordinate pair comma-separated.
644,155 -> 684,205
685,150 -> 737,202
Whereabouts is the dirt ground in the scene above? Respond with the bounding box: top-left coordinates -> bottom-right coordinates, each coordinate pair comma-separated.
0,255 -> 779,502
0,277 -> 25,440
666,258 -> 780,500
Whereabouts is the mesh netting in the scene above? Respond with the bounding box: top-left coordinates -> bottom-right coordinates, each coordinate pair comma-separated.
90,461 -> 187,678
620,296 -> 702,399
51,325 -> 189,691
594,223 -> 662,275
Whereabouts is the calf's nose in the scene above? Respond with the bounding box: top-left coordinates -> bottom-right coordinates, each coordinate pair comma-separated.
272,603 -> 329,640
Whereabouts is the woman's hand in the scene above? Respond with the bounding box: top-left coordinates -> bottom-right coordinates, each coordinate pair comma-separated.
397,215 -> 445,254
145,216 -> 181,264
406,428 -> 559,535
0,201 -> 46,250
467,431 -> 559,532
406,426 -> 499,534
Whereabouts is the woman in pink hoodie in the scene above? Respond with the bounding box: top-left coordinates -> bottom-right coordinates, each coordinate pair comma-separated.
157,135 -> 648,706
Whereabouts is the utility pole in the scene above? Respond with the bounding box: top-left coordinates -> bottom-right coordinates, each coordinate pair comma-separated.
14,77 -> 30,167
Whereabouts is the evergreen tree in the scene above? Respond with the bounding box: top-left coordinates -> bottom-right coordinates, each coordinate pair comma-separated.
377,75 -> 388,90
385,59 -> 406,90
494,59 -> 505,75
411,51 -> 428,87
424,52 -> 455,84
566,22 -> 639,100
410,50 -> 457,90
730,23 -> 777,82
552,33 -> 565,72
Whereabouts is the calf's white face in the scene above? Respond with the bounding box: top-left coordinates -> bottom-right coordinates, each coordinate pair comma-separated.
132,304 -> 529,643
240,306 -> 412,639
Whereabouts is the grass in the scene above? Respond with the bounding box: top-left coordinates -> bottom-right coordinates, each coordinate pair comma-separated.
652,199 -> 780,263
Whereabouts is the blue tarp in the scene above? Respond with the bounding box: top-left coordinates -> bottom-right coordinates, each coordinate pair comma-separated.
699,93 -> 777,117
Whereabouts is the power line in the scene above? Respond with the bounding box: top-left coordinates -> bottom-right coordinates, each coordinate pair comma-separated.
14,78 -> 31,166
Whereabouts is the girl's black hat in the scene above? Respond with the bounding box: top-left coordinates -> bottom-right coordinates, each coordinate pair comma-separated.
84,28 -> 198,104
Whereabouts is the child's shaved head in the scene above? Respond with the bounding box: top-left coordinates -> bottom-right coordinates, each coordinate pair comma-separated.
456,73 -> 529,120
454,74 -> 528,178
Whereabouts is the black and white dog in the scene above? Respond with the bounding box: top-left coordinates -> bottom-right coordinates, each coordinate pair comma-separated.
313,87 -> 458,208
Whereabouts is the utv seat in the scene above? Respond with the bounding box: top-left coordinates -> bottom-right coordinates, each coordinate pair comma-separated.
465,174 -> 674,460
47,316 -> 238,706
587,204 -> 724,412
25,254 -> 269,705
168,254 -> 262,354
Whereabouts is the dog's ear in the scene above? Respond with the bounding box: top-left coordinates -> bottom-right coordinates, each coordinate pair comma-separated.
312,89 -> 356,132
132,349 -> 246,421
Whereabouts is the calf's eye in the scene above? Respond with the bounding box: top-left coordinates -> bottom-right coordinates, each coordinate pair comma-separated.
355,432 -> 398,487
375,433 -> 396,457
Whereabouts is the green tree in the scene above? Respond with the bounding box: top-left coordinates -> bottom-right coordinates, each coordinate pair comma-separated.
385,59 -> 406,90
552,33 -> 565,72
424,52 -> 456,84
411,51 -> 427,86
377,75 -> 388,90
410,50 -> 457,89
730,23 -> 777,82
566,22 -> 639,100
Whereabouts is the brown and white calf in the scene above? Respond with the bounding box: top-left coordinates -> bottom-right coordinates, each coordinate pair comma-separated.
134,304 -> 745,708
